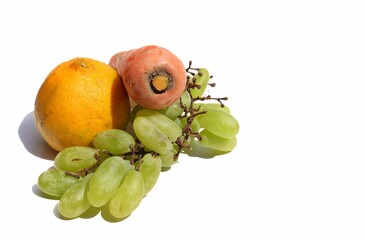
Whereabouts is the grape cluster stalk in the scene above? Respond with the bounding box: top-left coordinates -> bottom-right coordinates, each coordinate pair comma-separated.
175,61 -> 229,158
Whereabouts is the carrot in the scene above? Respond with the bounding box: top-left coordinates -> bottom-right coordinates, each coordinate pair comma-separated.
109,45 -> 187,110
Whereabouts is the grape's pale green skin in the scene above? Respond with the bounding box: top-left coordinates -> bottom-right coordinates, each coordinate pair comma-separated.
190,68 -> 210,98
157,90 -> 191,119
199,129 -> 237,152
196,109 -> 239,138
37,168 -> 79,198
92,129 -> 135,155
87,156 -> 126,207
133,116 -> 173,154
108,170 -> 145,219
54,146 -> 98,173
159,149 -> 178,168
183,139 -> 229,158
124,159 -> 135,174
136,109 -> 182,142
58,173 -> 93,219
193,102 -> 231,113
137,153 -> 161,195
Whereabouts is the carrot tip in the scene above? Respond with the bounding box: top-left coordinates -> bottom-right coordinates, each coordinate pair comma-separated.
148,69 -> 172,94
152,75 -> 169,92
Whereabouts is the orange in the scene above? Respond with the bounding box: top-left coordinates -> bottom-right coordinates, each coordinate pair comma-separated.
34,57 -> 130,152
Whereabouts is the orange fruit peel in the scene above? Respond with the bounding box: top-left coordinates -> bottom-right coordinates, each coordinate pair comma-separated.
34,57 -> 130,152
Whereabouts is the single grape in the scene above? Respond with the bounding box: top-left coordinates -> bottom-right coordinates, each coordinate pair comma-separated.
194,102 -> 231,113
195,109 -> 239,138
157,90 -> 191,119
133,116 -> 173,154
183,139 -> 228,158
199,129 -> 237,152
135,109 -> 182,142
137,153 -> 162,195
159,149 -> 178,168
87,156 -> 126,207
189,68 -> 210,98
37,168 -> 79,198
124,159 -> 135,174
54,146 -> 98,173
108,170 -> 145,219
58,173 -> 93,219
92,129 -> 135,155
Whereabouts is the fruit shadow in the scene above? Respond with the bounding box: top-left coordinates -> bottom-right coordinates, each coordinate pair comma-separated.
18,111 -> 58,160
32,183 -> 59,200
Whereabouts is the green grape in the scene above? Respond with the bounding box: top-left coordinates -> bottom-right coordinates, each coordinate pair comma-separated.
159,149 -> 178,168
181,90 -> 192,107
199,129 -> 237,152
190,68 -> 210,98
157,90 -> 191,119
135,109 -> 182,142
194,102 -> 231,113
137,153 -> 161,195
195,109 -> 239,138
108,170 -> 145,219
133,116 -> 173,154
54,146 -> 98,173
92,129 -> 135,155
124,159 -> 135,174
183,139 -> 229,158
37,168 -> 79,198
58,173 -> 93,219
178,117 -> 200,132
87,156 -> 126,207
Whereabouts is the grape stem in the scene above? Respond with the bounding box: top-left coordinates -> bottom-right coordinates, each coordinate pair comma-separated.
174,61 -> 228,159
185,60 -> 199,76
194,95 -> 228,108
65,153 -> 103,178
122,141 -> 151,171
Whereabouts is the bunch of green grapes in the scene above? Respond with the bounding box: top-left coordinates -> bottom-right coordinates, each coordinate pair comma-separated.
36,64 -> 240,221
131,66 -> 240,162
38,132 -> 161,219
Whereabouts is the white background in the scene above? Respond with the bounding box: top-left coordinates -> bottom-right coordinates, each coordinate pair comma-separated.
1,0 -> 364,239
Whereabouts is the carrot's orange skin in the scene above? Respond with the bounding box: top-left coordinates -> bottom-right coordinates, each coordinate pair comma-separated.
110,45 -> 187,110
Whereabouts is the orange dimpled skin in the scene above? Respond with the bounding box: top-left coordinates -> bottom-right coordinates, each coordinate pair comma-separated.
34,57 -> 131,152
110,45 -> 187,110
